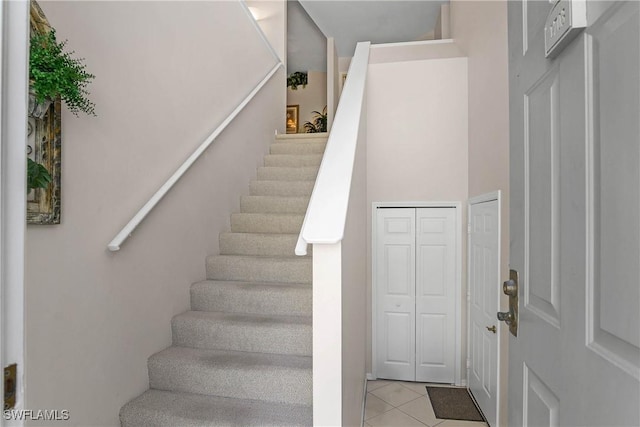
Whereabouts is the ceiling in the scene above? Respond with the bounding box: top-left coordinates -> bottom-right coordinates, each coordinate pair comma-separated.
292,0 -> 448,62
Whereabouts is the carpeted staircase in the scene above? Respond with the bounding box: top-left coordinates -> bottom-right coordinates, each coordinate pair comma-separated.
120,134 -> 327,426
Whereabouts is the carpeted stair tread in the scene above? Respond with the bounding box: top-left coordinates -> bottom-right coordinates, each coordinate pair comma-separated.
250,180 -> 315,197
230,212 -> 304,234
120,389 -> 311,427
270,141 -> 326,155
148,347 -> 312,405
172,311 -> 312,356
206,255 -> 311,284
257,166 -> 319,181
219,232 -> 305,257
190,280 -> 311,316
240,195 -> 310,214
264,154 -> 323,167
121,131 -> 321,423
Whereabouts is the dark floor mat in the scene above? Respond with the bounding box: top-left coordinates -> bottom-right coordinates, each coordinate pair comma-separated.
426,386 -> 485,422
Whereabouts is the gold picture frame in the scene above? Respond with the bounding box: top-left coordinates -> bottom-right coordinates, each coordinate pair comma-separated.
286,105 -> 299,134
28,0 -> 62,225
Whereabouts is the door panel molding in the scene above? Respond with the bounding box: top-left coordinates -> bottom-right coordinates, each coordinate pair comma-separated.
522,363 -> 559,427
585,1 -> 640,380
524,65 -> 561,329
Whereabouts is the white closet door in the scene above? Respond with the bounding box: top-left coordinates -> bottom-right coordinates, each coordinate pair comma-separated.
375,208 -> 416,381
375,207 -> 457,383
415,208 -> 456,383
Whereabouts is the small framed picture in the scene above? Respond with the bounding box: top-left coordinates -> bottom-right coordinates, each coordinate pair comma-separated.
339,72 -> 348,95
286,105 -> 299,134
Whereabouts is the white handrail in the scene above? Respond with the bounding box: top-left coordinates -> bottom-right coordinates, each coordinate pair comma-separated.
295,41 -> 371,256
107,62 -> 282,251
108,2 -> 282,251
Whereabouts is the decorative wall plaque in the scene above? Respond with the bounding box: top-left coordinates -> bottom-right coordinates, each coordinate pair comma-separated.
545,0 -> 587,58
28,0 -> 62,224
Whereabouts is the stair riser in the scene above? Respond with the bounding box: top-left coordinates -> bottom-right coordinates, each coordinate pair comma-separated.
275,135 -> 327,145
257,167 -> 318,181
231,213 -> 303,234
191,282 -> 312,316
240,196 -> 309,214
219,233 -> 306,257
148,359 -> 312,405
121,130 -> 323,423
264,155 -> 322,168
172,317 -> 311,356
250,181 -> 314,197
206,257 -> 312,284
270,142 -> 326,155
120,390 -> 312,427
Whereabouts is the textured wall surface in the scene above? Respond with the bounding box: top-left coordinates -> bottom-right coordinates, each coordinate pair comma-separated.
366,56 -> 469,378
26,2 -> 284,425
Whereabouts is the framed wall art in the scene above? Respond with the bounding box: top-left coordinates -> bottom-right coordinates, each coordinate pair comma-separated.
28,0 -> 62,225
286,105 -> 299,134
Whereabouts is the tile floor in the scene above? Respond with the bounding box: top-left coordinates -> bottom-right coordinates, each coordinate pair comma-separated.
364,380 -> 488,427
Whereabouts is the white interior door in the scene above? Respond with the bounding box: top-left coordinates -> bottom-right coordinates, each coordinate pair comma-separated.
415,207 -> 456,383
375,208 -> 416,381
508,1 -> 640,425
375,206 -> 457,384
468,196 -> 500,427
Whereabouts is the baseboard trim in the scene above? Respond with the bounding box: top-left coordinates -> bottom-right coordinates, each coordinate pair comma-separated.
366,373 -> 375,381
361,377 -> 368,427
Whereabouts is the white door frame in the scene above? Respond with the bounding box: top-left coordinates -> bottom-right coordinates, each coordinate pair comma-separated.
467,191 -> 502,427
0,1 -> 29,422
372,201 -> 463,386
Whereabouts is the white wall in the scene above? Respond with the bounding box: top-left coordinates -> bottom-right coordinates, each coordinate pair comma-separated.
338,57 -> 352,97
327,37 -> 339,130
339,57 -> 352,74
26,2 -> 284,426
246,0 -> 286,65
366,55 -> 468,377
287,71 -> 327,132
450,2 -> 510,423
341,103 -> 367,426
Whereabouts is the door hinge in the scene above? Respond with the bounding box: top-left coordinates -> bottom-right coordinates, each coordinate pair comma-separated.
4,364 -> 16,410
467,224 -> 472,234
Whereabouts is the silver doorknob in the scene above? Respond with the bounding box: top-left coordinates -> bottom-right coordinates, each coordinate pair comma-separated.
503,279 -> 517,297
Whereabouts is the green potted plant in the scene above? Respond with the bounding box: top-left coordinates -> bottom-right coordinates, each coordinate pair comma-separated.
27,28 -> 95,195
29,29 -> 95,117
287,71 -> 308,90
303,106 -> 327,133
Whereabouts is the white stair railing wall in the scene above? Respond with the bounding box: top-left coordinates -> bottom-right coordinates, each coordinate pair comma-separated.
296,41 -> 370,426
